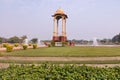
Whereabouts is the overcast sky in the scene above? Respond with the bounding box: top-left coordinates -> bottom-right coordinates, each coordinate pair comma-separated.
0,0 -> 120,40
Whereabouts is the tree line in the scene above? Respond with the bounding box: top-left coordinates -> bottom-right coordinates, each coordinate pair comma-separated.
0,33 -> 120,44
0,35 -> 38,44
112,33 -> 120,44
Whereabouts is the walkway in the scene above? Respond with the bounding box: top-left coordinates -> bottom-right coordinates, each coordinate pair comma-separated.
0,56 -> 120,61
0,56 -> 120,68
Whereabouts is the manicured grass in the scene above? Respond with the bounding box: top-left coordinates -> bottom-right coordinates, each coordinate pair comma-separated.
1,46 -> 120,57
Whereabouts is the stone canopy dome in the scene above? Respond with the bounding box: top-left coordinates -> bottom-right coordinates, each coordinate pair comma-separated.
52,8 -> 68,19
55,8 -> 65,14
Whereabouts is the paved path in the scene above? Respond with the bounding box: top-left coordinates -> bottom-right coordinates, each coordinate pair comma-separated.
0,56 -> 120,68
0,56 -> 120,61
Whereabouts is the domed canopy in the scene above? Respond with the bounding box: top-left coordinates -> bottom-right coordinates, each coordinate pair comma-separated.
52,8 -> 68,19
55,8 -> 65,14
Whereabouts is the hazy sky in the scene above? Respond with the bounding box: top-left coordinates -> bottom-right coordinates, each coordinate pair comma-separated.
0,0 -> 120,40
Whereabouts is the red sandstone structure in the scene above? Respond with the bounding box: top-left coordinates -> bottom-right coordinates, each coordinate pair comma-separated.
52,8 -> 68,42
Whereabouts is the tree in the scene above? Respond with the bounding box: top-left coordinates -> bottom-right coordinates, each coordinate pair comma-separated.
0,37 -> 7,43
112,33 -> 120,44
0,37 -> 4,43
31,38 -> 38,43
8,36 -> 20,43
20,35 -> 27,43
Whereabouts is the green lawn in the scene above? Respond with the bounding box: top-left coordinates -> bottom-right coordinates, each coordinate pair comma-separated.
1,46 -> 120,57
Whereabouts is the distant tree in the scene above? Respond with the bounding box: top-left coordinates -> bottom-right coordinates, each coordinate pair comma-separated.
0,37 -> 3,43
20,35 -> 27,43
31,38 -> 38,43
0,37 -> 7,43
21,35 -> 27,40
100,38 -> 112,44
0,35 -> 28,43
112,33 -> 120,44
8,36 -> 20,43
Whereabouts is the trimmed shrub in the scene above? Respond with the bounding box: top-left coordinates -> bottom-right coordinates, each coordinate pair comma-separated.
28,44 -> 32,46
62,42 -> 68,47
48,44 -> 52,47
22,45 -> 28,50
62,42 -> 66,47
14,43 -> 19,47
2,43 -> 9,48
33,44 -> 37,49
51,41 -> 55,47
6,45 -> 13,52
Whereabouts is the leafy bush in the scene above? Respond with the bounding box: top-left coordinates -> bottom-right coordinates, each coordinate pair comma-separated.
6,45 -> 13,52
62,42 -> 68,47
22,44 -> 28,50
51,41 -> 55,47
2,43 -> 9,47
28,44 -> 32,46
48,44 -> 52,47
0,64 -> 120,80
14,43 -> 19,47
33,44 -> 37,49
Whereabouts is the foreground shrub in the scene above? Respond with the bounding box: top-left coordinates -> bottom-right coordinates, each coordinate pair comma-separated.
14,43 -> 19,47
6,45 -> 13,52
22,44 -> 28,50
0,64 -> 120,80
33,44 -> 37,49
